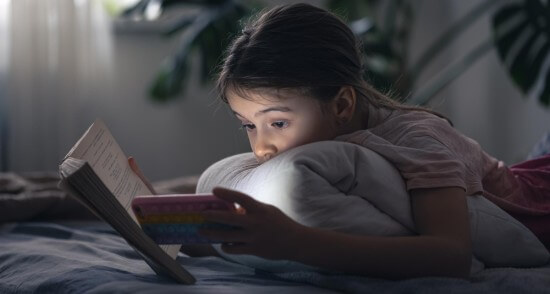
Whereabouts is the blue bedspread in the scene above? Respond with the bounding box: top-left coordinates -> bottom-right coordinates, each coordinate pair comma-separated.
1,221 -> 549,294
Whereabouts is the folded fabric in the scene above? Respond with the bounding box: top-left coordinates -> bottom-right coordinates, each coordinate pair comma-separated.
0,172 -> 201,223
197,141 -> 549,274
0,172 -> 97,222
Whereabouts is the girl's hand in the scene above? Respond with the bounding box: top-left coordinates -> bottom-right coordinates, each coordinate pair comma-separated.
128,157 -> 157,195
200,187 -> 303,260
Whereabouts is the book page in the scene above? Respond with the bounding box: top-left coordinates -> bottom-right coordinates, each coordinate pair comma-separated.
66,119 -> 151,216
65,119 -> 180,257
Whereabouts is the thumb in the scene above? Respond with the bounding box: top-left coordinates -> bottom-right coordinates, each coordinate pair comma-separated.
128,156 -> 157,195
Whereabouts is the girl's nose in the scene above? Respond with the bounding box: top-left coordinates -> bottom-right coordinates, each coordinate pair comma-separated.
254,139 -> 277,163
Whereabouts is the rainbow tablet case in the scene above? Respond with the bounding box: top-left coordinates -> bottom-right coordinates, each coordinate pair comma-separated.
131,194 -> 237,244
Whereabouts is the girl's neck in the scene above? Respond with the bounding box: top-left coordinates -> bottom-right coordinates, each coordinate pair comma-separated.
336,109 -> 368,137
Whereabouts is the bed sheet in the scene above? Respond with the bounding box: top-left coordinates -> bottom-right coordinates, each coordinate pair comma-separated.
0,221 -> 331,294
1,221 -> 549,294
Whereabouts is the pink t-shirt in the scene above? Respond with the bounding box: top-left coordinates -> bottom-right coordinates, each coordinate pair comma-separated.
335,105 -> 522,201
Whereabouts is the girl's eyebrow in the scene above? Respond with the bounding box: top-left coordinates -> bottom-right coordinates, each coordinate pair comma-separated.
232,106 -> 293,118
256,106 -> 292,117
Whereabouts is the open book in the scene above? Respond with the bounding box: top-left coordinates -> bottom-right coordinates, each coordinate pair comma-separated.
58,119 -> 195,284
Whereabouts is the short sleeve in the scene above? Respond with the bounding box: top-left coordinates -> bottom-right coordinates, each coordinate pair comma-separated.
336,112 -> 485,195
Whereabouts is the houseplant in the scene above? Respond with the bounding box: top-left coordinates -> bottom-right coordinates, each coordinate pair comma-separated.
118,0 -> 550,108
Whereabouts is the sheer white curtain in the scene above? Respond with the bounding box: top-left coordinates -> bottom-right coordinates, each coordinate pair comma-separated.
2,0 -> 114,172
0,0 -> 10,171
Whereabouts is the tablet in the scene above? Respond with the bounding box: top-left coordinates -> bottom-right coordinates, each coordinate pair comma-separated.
131,194 -> 237,244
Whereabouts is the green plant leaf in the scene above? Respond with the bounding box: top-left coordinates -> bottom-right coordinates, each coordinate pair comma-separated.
492,0 -> 550,107
326,0 -> 375,21
193,4 -> 247,84
149,56 -> 188,102
357,24 -> 406,95
149,1 -> 250,102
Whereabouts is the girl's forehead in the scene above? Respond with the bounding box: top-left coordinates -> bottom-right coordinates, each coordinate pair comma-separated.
227,91 -> 290,111
227,87 -> 309,103
227,88 -> 322,113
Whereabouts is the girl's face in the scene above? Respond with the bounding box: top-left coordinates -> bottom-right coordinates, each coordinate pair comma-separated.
227,88 -> 338,163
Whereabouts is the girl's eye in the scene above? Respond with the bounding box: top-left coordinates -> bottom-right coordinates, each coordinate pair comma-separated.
272,121 -> 289,129
240,124 -> 256,132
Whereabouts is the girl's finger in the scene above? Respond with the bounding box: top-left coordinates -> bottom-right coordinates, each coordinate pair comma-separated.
212,187 -> 262,212
128,157 -> 157,194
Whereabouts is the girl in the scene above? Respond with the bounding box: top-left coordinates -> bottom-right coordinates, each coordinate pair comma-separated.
132,3 -> 550,279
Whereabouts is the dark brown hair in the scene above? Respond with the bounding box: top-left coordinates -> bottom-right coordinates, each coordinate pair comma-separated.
216,3 -> 448,122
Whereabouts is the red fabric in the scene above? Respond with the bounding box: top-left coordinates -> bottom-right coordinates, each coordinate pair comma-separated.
506,155 -> 550,250
510,155 -> 550,208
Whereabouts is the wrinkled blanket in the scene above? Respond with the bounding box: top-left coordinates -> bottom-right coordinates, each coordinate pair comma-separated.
1,221 -> 550,294
0,172 -> 97,222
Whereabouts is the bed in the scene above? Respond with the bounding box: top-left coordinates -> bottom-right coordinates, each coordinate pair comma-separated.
2,146 -> 550,294
2,220 -> 550,294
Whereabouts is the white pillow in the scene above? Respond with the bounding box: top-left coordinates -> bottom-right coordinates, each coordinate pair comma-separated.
197,141 -> 549,272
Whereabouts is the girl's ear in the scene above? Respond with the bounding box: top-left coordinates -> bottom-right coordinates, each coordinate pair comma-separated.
332,86 -> 357,125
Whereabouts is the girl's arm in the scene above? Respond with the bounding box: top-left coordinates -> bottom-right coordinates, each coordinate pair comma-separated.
200,187 -> 472,279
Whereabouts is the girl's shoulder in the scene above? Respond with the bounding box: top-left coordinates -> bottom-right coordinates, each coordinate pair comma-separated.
372,108 -> 454,136
368,104 -> 450,129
